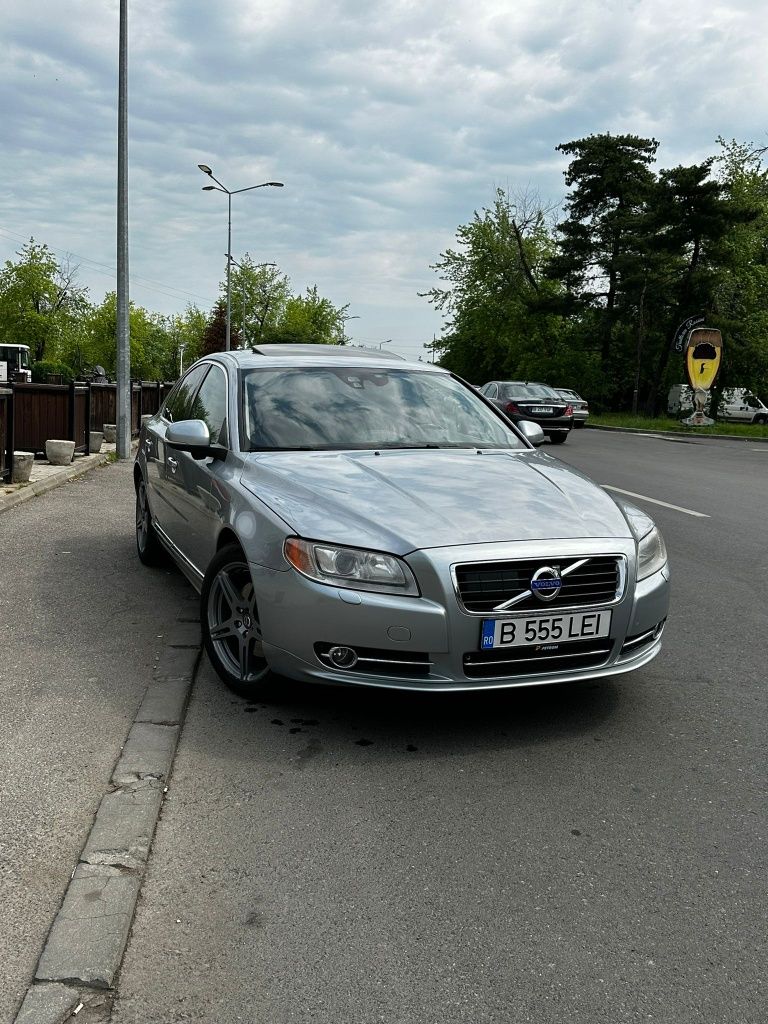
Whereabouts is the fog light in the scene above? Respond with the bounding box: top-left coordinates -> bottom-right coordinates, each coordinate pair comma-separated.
328,646 -> 358,669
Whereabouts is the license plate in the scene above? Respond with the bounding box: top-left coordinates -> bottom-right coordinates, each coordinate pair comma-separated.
481,611 -> 612,649
531,406 -> 553,414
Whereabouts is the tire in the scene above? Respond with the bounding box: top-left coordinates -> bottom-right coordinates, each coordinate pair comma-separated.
549,433 -> 568,444
574,420 -> 585,429
201,543 -> 275,697
754,415 -> 767,425
135,476 -> 165,566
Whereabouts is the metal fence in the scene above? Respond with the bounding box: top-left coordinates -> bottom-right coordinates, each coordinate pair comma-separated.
1,380 -> 175,468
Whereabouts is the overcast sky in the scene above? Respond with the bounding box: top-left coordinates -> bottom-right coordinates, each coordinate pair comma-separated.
1,0 -> 766,361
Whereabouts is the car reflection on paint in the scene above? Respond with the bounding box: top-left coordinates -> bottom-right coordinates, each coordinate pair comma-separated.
134,345 -> 669,697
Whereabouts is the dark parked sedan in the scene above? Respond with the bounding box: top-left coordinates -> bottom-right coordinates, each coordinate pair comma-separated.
479,381 -> 573,443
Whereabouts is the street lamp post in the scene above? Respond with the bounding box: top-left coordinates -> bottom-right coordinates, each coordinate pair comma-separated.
378,338 -> 392,349
341,314 -> 360,345
198,165 -> 283,351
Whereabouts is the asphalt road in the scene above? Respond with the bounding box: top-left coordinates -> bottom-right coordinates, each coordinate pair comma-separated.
109,429 -> 766,1024
0,460 -> 190,1023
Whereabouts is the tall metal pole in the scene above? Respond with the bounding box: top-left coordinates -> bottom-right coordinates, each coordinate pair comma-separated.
225,192 -> 232,352
116,0 -> 130,458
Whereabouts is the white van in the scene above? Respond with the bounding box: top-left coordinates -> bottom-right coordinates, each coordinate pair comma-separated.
667,385 -> 768,424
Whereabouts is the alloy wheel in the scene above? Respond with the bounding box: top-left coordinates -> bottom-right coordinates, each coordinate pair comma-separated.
206,559 -> 269,684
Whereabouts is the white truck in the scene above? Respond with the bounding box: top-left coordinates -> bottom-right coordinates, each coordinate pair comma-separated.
668,385 -> 768,424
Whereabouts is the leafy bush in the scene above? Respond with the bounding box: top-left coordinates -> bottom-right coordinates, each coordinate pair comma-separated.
31,359 -> 75,384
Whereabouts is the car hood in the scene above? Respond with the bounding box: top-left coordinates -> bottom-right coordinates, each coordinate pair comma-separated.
240,449 -> 631,555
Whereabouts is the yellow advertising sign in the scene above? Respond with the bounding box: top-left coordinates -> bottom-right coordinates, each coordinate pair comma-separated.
685,328 -> 722,391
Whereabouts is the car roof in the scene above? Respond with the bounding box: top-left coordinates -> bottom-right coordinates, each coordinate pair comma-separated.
208,344 -> 444,373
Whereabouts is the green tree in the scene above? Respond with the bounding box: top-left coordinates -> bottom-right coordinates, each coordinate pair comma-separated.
227,257 -> 290,345
269,285 -> 349,345
169,304 -> 207,377
80,293 -> 179,379
549,134 -> 659,385
709,139 -> 768,409
0,239 -> 89,362
422,189 -> 582,386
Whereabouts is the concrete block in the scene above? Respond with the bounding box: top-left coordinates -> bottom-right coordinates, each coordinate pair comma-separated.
13,982 -> 81,1024
112,722 -> 178,786
165,620 -> 201,648
36,865 -> 141,990
153,645 -> 199,680
135,676 -> 191,726
81,784 -> 163,870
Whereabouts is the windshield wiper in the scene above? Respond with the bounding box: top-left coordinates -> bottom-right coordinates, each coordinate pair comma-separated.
249,445 -> 319,452
374,443 -> 444,449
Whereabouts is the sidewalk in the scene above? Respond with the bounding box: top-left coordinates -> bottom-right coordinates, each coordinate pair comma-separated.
0,457 -> 197,1022
1,446 -> 119,515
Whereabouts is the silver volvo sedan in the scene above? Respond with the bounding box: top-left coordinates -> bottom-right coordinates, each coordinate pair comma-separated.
134,345 -> 670,696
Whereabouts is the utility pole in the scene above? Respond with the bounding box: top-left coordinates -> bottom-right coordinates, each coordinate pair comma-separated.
116,0 -> 130,458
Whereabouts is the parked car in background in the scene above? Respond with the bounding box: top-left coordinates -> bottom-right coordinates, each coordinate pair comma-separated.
479,381 -> 573,443
134,346 -> 668,696
667,385 -> 768,424
555,388 -> 589,427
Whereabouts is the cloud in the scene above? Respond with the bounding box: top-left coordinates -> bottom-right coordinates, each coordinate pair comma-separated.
1,0 -> 767,353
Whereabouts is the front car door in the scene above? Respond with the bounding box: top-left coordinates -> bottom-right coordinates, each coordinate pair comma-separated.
168,361 -> 232,575
145,363 -> 209,562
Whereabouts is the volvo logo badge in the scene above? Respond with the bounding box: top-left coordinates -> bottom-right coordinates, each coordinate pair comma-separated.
530,565 -> 562,602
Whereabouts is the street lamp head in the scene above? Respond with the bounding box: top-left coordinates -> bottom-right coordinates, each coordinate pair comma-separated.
265,182 -> 284,187
198,164 -> 213,175
202,185 -> 217,191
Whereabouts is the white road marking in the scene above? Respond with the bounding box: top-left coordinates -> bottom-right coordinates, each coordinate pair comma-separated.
603,485 -> 710,518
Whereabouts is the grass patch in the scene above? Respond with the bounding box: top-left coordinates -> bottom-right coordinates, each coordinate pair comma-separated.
589,413 -> 768,438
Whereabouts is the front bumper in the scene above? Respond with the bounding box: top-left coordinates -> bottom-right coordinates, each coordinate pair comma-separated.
252,540 -> 670,692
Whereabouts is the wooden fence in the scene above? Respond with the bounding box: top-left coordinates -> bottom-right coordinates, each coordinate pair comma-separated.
1,380 -> 175,468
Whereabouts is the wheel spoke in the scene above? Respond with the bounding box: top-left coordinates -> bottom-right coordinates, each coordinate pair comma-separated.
209,618 -> 238,641
238,636 -> 251,679
217,569 -> 242,612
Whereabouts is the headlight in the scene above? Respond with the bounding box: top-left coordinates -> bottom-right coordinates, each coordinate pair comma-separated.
284,538 -> 420,596
618,501 -> 668,580
637,526 -> 667,580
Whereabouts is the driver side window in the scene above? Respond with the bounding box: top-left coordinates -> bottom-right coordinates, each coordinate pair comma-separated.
163,364 -> 209,423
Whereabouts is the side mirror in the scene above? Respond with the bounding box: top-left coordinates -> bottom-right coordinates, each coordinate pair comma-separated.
517,420 -> 546,447
166,419 -> 226,460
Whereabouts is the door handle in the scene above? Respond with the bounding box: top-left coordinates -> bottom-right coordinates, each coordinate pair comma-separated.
144,438 -> 152,452
167,456 -> 178,473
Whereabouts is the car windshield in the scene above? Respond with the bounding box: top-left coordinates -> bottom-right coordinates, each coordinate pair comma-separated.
501,383 -> 560,400
241,366 -> 525,451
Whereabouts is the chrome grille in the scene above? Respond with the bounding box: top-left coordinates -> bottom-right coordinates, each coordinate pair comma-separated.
463,639 -> 614,679
454,556 -> 622,614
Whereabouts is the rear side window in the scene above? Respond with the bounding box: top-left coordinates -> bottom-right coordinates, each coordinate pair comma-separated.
163,364 -> 209,422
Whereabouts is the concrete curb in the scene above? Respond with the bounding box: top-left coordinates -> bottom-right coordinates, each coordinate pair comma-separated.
13,610 -> 201,1024
586,423 -> 768,444
1,452 -> 113,515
